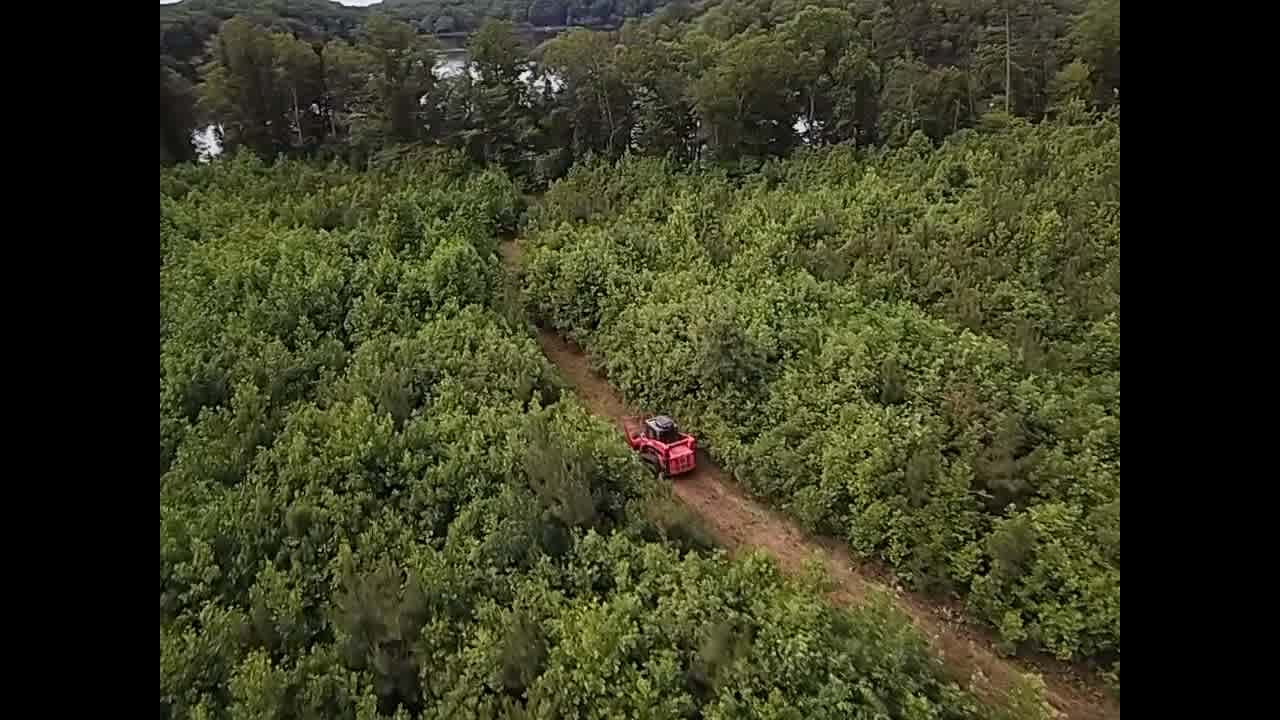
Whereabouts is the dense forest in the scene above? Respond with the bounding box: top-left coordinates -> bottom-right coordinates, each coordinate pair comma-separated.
160,1 -> 1120,716
160,0 -> 1119,179
160,152 -> 1056,719
160,0 -> 675,81
522,113 -> 1120,675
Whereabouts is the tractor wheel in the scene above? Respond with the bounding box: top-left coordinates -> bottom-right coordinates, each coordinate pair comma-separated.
640,450 -> 664,478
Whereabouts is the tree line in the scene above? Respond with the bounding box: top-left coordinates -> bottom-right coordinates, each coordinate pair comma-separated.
160,0 -> 1120,181
160,0 -> 674,82
160,150 -> 1058,719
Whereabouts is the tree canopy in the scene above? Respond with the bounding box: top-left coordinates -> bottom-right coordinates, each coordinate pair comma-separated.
160,0 -> 1120,179
160,150 -> 1051,719
160,1 -> 1121,712
523,113 -> 1121,676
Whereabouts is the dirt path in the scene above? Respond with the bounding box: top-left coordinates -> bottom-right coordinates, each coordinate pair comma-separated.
501,239 -> 1118,720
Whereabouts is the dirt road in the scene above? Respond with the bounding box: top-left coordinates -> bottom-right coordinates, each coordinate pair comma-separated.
501,239 -> 1119,720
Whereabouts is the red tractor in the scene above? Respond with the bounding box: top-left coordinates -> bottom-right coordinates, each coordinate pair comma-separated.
622,414 -> 697,477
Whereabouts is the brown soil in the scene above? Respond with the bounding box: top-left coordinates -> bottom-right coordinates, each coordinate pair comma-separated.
500,238 -> 1119,720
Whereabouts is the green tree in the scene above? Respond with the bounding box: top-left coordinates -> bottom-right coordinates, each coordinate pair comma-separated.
360,13 -> 438,143
691,32 -> 800,162
1070,0 -> 1120,107
829,45 -> 881,146
321,39 -> 375,140
779,7 -> 857,146
879,56 -> 972,144
471,19 -> 527,86
442,20 -> 538,173
543,29 -> 633,159
198,16 -> 290,158
1050,58 -> 1093,110
616,28 -> 696,161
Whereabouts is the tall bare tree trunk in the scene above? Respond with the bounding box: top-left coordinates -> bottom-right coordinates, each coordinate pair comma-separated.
601,84 -> 615,157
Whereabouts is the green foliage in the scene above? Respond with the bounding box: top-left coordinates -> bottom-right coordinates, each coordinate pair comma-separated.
363,13 -> 441,144
161,0 -> 674,82
1070,0 -> 1121,106
166,0 -> 1116,174
197,17 -> 291,157
691,30 -> 802,161
524,118 -> 1121,670
1051,59 -> 1094,110
542,29 -> 634,160
437,19 -> 545,178
162,153 -> 1012,718
161,64 -> 199,165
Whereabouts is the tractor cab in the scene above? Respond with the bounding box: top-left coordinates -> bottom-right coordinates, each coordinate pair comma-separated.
644,415 -> 682,444
622,414 -> 697,477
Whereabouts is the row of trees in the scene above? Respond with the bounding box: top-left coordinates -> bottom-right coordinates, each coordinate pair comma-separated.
187,15 -> 439,161
159,0 -> 672,82
521,115 -> 1120,682
161,151 -> 1055,718
545,0 -> 1119,165
162,0 -> 1120,180
161,14 -> 560,172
